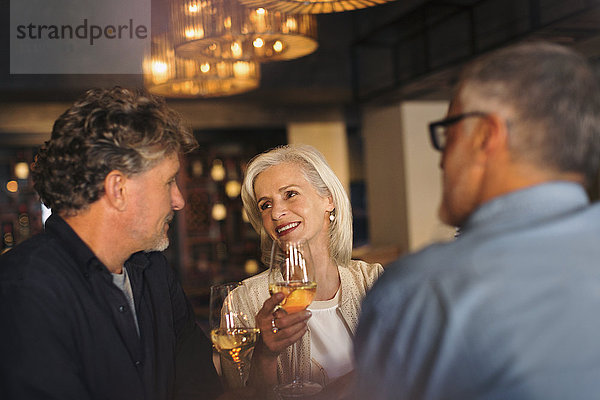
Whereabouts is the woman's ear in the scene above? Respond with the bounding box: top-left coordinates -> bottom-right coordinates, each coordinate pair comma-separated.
326,195 -> 335,213
103,170 -> 127,211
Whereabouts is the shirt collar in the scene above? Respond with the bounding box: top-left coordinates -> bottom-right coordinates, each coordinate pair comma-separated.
126,252 -> 151,271
45,213 -> 102,273
45,213 -> 150,275
461,181 -> 590,236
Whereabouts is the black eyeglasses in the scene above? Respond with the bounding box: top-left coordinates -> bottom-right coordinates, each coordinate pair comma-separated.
428,111 -> 488,151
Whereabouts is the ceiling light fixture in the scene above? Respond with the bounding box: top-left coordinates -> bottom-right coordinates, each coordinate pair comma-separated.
237,0 -> 395,14
170,0 -> 318,62
142,34 -> 260,98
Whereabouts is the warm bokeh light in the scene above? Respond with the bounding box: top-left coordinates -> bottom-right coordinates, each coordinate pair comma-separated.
14,162 -> 29,180
200,62 -> 210,73
191,160 -> 203,177
211,203 -> 227,221
210,159 -> 226,181
244,259 -> 260,275
225,180 -> 242,198
6,180 -> 18,193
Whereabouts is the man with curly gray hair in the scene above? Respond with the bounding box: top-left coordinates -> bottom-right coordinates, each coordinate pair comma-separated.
0,87 -> 222,399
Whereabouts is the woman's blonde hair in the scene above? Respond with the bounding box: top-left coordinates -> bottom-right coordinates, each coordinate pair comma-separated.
241,144 -> 352,267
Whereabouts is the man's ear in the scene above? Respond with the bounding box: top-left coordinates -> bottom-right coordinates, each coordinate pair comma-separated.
480,113 -> 509,154
103,170 -> 127,211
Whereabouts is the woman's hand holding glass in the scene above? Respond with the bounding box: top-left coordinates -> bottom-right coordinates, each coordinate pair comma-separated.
255,291 -> 311,356
247,287 -> 311,392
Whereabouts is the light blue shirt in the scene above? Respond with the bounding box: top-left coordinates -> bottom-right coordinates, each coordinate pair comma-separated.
355,182 -> 600,400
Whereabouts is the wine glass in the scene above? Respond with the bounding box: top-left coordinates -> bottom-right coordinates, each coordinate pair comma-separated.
209,282 -> 259,388
268,239 -> 323,397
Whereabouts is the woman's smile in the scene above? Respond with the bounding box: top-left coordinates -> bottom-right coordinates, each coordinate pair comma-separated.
276,221 -> 301,237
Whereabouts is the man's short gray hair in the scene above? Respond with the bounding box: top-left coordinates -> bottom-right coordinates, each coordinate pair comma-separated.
458,41 -> 600,186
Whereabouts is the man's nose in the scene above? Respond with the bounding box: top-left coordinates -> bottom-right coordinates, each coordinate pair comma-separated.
172,183 -> 185,210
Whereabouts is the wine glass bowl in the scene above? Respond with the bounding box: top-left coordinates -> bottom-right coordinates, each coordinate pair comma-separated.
209,282 -> 259,388
210,327 -> 259,366
269,240 -> 318,314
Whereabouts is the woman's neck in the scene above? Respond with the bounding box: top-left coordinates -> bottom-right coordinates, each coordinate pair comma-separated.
310,242 -> 341,301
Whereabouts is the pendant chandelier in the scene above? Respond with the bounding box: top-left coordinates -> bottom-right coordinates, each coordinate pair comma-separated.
236,0 -> 396,14
170,0 -> 318,62
142,34 -> 260,98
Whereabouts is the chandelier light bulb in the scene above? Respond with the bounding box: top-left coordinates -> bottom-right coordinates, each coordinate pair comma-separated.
253,37 -> 264,48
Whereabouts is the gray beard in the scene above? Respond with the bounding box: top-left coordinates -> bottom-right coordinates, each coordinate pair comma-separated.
144,236 -> 170,253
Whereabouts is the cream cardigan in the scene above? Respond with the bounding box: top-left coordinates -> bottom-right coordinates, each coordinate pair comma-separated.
224,259 -> 383,387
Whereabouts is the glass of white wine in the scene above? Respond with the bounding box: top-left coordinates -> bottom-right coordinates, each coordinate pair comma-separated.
268,239 -> 322,397
209,282 -> 259,388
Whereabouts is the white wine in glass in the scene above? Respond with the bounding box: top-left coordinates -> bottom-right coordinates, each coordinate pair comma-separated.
268,239 -> 323,397
268,281 -> 317,314
209,282 -> 259,387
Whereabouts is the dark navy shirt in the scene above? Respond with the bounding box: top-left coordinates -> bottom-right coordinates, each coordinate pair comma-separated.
0,214 -> 222,400
355,182 -> 600,400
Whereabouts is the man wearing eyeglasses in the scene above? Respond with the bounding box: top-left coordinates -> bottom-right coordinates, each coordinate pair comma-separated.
354,41 -> 600,399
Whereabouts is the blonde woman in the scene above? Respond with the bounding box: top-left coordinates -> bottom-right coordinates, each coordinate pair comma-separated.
225,144 -> 383,397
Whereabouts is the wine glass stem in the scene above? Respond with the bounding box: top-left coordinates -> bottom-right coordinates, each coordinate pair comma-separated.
292,341 -> 302,385
236,363 -> 245,387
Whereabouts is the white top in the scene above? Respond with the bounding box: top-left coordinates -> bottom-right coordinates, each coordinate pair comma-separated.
307,287 -> 354,382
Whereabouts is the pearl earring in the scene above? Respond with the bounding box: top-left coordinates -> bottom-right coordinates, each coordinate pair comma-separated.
329,211 -> 335,222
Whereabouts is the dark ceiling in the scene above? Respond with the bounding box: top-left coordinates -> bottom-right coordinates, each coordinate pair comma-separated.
2,0 -> 600,107
352,0 -> 600,104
